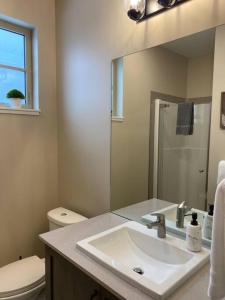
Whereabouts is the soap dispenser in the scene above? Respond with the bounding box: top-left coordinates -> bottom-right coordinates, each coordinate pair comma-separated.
186,213 -> 202,252
203,204 -> 214,240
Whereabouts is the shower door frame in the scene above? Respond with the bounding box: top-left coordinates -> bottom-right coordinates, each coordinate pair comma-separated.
149,91 -> 183,199
153,99 -> 176,197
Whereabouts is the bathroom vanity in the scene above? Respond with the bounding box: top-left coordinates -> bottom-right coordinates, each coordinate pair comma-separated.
45,246 -> 119,300
40,202 -> 211,300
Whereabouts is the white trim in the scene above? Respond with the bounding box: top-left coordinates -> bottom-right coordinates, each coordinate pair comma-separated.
0,19 -> 33,108
112,116 -> 124,122
0,108 -> 40,116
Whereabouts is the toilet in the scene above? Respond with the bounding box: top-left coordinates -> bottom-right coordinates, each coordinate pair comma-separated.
0,208 -> 87,300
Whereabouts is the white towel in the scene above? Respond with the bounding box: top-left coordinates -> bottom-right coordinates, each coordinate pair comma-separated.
208,179 -> 225,300
217,161 -> 225,185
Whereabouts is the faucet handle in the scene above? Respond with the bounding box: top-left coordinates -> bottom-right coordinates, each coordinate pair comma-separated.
150,213 -> 165,223
147,213 -> 166,238
178,201 -> 191,213
178,201 -> 186,209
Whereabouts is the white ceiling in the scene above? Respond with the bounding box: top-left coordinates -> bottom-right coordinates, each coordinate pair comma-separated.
162,28 -> 215,58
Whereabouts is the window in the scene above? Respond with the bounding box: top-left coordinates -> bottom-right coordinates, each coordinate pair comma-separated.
112,58 -> 123,120
0,20 -> 32,108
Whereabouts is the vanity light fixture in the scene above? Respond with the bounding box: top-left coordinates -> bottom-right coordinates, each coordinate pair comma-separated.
125,0 -> 146,21
125,0 -> 189,22
158,0 -> 178,7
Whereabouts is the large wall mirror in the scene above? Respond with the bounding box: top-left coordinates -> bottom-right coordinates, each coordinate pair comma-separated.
110,27 -> 220,240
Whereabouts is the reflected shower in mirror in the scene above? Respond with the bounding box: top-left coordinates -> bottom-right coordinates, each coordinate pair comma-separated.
151,97 -> 211,211
111,28 -> 215,212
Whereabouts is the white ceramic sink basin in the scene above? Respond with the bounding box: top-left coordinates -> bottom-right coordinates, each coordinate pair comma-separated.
142,205 -> 211,246
77,221 -> 209,299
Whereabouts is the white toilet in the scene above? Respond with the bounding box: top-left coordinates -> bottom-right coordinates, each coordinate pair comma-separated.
0,207 -> 87,300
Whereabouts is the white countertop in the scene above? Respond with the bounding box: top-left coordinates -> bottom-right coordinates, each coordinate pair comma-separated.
40,209 -> 210,300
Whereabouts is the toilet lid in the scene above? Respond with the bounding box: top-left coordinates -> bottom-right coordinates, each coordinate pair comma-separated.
47,207 -> 87,227
0,256 -> 45,298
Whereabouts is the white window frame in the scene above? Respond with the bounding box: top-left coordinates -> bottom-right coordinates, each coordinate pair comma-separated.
111,58 -> 124,121
0,20 -> 33,109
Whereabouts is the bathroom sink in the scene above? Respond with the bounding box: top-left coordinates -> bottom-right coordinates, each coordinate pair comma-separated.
142,205 -> 211,246
77,221 -> 209,299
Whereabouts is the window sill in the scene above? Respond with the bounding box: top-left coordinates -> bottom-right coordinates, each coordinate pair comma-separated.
0,108 -> 40,116
112,116 -> 124,122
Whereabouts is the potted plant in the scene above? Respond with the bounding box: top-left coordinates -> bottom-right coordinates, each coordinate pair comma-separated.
6,89 -> 25,108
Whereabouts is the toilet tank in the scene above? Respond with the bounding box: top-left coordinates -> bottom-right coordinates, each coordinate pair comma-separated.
47,207 -> 87,231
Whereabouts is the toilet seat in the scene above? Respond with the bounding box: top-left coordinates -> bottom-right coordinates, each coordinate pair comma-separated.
0,256 -> 45,298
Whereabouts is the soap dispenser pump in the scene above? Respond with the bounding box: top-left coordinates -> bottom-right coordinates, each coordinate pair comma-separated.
186,213 -> 202,252
203,204 -> 214,240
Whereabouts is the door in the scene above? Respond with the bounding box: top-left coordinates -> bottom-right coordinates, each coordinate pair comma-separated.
155,100 -> 211,210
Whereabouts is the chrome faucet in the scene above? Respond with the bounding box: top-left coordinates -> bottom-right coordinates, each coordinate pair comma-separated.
146,213 -> 166,238
176,201 -> 192,228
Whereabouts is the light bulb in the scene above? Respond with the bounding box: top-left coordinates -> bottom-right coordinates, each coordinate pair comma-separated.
125,0 -> 146,21
158,0 -> 177,7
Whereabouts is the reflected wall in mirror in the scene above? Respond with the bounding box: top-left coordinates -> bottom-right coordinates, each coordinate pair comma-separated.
111,28 -> 215,212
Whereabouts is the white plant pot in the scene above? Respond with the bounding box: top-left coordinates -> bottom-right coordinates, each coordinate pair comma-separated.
10,98 -> 23,108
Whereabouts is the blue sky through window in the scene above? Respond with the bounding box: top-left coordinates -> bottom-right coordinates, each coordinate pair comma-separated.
0,28 -> 26,104
0,28 -> 25,68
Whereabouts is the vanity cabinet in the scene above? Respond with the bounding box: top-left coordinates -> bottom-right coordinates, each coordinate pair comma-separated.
101,288 -> 120,300
45,246 -> 121,300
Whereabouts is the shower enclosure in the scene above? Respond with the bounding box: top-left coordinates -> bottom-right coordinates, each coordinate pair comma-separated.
152,99 -> 211,210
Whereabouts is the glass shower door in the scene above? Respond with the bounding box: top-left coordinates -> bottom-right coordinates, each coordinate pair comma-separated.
156,100 -> 211,210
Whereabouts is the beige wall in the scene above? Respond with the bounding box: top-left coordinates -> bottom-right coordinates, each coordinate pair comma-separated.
56,0 -> 225,216
0,0 -> 58,267
187,54 -> 214,98
111,48 -> 187,210
208,25 -> 225,203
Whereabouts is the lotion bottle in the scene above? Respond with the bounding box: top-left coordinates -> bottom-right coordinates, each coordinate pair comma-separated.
186,212 -> 202,252
203,204 -> 214,240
